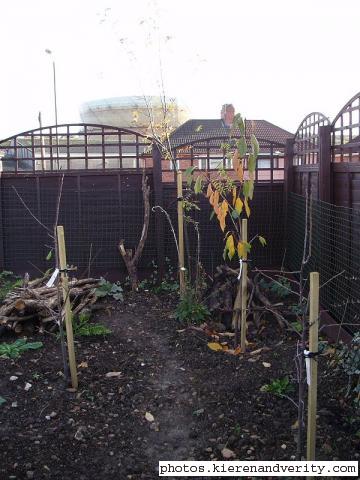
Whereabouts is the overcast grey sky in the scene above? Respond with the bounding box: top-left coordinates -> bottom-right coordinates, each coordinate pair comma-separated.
1,0 -> 359,139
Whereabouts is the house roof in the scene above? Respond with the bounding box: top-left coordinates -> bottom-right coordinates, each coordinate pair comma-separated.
170,119 -> 294,148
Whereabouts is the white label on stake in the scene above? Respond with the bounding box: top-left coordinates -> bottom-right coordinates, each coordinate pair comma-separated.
46,268 -> 59,288
304,350 -> 311,385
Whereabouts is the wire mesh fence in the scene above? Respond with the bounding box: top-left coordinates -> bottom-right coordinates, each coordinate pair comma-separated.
286,193 -> 360,334
0,177 -> 285,280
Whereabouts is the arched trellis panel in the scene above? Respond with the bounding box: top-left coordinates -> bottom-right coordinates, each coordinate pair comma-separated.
293,112 -> 330,166
0,124 -> 153,173
332,91 -> 360,163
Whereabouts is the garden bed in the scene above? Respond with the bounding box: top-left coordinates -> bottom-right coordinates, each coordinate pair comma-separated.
0,292 -> 359,479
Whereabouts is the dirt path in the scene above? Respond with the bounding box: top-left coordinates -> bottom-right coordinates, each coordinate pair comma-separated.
1,293 -> 358,480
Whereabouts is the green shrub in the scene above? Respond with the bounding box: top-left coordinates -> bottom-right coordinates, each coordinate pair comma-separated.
336,333 -> 360,405
175,289 -> 209,325
95,278 -> 124,301
0,338 -> 43,359
259,276 -> 291,299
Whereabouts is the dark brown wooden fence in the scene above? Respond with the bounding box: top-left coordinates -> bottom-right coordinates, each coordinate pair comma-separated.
285,91 -> 360,333
0,125 -> 286,279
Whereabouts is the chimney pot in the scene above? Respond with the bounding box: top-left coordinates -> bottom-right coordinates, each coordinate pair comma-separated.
221,104 -> 235,127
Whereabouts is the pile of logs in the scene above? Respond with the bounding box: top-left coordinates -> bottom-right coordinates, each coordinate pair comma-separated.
0,275 -> 101,335
204,265 -> 285,330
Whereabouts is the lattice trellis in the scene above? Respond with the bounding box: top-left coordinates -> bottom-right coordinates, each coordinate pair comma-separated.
293,112 -> 330,165
0,124 -> 152,173
332,92 -> 360,162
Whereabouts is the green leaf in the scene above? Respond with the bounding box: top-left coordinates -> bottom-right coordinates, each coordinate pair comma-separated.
243,180 -> 250,198
234,114 -> 245,135
237,137 -> 247,157
210,210 -> 216,221
46,250 -> 53,261
248,154 -> 256,173
251,134 -> 259,158
248,180 -> 254,200
194,176 -> 203,194
259,236 -> 267,247
0,396 -> 6,406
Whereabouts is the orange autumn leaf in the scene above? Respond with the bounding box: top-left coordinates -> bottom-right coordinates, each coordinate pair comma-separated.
237,160 -> 244,182
209,191 -> 215,206
213,190 -> 220,210
206,183 -> 213,198
207,342 -> 223,352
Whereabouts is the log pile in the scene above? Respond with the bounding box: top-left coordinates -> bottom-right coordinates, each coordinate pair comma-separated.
204,265 -> 286,330
0,276 -> 101,335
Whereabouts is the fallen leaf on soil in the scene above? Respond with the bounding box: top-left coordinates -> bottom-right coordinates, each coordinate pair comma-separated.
78,362 -> 88,368
262,362 -> 271,368
145,411 -> 154,422
207,342 -> 223,352
291,419 -> 299,430
105,371 -> 122,378
24,382 -> 32,391
221,447 -> 236,459
218,332 -> 235,338
250,348 -> 263,356
224,346 -> 241,356
176,329 -> 186,333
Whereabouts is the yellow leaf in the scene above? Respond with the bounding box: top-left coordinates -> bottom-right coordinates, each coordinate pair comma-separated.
235,197 -> 243,215
232,187 -> 237,206
244,197 -> 250,217
207,342 -> 223,352
226,234 -> 235,259
237,241 -> 246,259
206,183 -> 213,198
221,200 -> 229,215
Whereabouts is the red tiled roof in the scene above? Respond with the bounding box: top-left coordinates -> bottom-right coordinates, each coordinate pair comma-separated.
170,119 -> 294,148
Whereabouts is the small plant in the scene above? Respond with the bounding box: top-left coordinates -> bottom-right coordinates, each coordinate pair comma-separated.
261,376 -> 294,396
335,333 -> 360,405
175,289 -> 209,325
0,338 -> 43,359
72,312 -> 111,337
139,258 -> 179,294
259,276 -> 291,299
95,278 -> 124,301
0,271 -> 22,301
290,320 -> 303,333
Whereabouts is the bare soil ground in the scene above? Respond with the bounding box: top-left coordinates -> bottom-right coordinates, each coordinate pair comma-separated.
0,292 -> 359,479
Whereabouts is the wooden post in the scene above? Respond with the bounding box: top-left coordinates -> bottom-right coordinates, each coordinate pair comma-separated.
152,143 -> 165,280
56,226 -> 78,390
177,171 -> 185,295
240,218 -> 248,352
307,271 -> 319,461
318,125 -> 332,203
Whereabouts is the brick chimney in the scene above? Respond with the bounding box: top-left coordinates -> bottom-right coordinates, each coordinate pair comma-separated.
221,104 -> 235,127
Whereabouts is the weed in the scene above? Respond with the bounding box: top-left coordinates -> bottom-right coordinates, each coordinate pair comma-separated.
261,376 -> 294,396
139,258 -> 179,294
72,312 -> 111,338
95,278 -> 124,301
259,276 -> 291,299
0,338 -> 43,359
175,289 -> 209,325
335,333 -> 360,405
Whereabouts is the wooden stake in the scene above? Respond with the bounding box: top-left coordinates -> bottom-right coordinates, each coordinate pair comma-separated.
56,226 -> 78,390
177,171 -> 185,295
240,218 -> 248,352
307,271 -> 319,461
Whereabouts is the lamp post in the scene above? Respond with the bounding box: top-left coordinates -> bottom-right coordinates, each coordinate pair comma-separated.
45,49 -> 59,169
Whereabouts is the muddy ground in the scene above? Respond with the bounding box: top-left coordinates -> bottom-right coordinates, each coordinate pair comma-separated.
0,292 -> 359,479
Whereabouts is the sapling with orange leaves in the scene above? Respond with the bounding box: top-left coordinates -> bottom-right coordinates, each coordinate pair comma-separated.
185,114 -> 267,347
